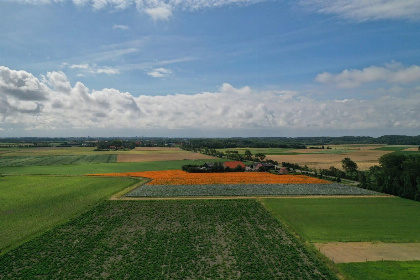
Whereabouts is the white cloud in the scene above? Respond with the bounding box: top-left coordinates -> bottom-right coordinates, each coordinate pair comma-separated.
315,62 -> 420,88
113,24 -> 129,30
67,64 -> 120,75
147,67 -> 173,78
300,0 -> 420,21
96,66 -> 120,75
70,64 -> 90,69
144,5 -> 173,21
1,66 -> 419,135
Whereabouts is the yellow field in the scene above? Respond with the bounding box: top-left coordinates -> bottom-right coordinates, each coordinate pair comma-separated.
267,145 -> 393,171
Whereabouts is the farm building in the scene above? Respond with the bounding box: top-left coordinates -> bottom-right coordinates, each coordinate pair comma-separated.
252,162 -> 277,171
278,167 -> 289,174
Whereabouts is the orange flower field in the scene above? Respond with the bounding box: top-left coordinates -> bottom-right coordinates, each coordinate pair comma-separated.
91,170 -> 330,185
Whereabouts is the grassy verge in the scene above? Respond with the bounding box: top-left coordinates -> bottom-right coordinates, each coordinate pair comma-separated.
0,200 -> 337,279
337,261 -> 420,280
0,175 -> 141,254
262,197 -> 420,243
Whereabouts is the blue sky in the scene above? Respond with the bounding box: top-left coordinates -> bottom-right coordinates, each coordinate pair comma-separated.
1,0 -> 420,137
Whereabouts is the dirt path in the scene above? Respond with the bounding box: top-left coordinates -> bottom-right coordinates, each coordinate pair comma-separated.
314,242 -> 420,263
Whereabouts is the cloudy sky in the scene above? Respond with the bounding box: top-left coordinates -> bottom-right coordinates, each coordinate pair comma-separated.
1,0 -> 419,137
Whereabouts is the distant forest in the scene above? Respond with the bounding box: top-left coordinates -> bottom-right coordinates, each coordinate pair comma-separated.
1,135 -> 420,148
180,135 -> 420,150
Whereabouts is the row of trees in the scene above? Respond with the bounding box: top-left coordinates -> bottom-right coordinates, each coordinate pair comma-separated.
359,154 -> 420,201
196,148 -> 278,164
182,162 -> 245,173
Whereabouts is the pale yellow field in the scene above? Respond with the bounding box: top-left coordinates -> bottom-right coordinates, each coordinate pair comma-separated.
267,145 -> 392,171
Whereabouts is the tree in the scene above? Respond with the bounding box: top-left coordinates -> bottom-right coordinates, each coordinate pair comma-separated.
244,149 -> 253,160
341,157 -> 358,173
254,153 -> 266,162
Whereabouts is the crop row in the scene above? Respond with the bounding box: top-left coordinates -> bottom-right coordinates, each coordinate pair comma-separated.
0,154 -> 117,167
0,200 -> 337,279
92,169 -> 330,185
126,183 -> 381,197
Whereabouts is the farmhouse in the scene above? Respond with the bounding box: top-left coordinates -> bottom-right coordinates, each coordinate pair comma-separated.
278,167 -> 289,174
251,162 -> 277,171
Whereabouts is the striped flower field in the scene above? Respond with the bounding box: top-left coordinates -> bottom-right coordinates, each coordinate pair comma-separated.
90,170 -> 330,185
90,170 -> 381,197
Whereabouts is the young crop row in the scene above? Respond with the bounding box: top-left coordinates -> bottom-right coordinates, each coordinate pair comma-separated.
126,183 -> 381,197
91,169 -> 330,185
0,200 -> 338,279
0,154 -> 117,167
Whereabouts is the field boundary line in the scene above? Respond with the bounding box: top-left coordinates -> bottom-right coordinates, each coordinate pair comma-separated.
109,178 -> 151,200
111,194 -> 392,201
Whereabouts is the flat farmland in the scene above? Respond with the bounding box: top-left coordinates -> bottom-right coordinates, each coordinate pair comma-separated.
0,200 -> 337,280
266,145 -> 392,170
263,197 -> 420,279
0,175 -> 141,253
117,147 -> 216,162
262,197 -> 420,243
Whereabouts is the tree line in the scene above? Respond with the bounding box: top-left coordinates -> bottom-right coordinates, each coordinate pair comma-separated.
359,153 -> 420,201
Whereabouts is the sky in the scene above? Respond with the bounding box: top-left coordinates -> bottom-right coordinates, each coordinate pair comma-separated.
0,0 -> 420,138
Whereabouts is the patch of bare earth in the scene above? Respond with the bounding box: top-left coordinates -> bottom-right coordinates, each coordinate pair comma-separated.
117,148 -> 216,162
268,149 -> 392,171
314,242 -> 420,263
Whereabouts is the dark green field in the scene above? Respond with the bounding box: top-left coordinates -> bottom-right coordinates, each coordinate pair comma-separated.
0,200 -> 337,280
262,197 -> 420,243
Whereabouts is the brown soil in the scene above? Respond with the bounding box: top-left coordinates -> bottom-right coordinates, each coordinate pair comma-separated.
117,148 -> 216,162
314,242 -> 420,263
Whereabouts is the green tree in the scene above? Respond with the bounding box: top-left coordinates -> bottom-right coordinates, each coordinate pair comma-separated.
341,157 -> 358,173
244,149 -> 253,160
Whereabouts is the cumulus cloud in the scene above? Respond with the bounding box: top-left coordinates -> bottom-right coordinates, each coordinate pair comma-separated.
300,0 -> 420,21
147,67 -> 173,78
1,66 -> 419,135
315,62 -> 420,88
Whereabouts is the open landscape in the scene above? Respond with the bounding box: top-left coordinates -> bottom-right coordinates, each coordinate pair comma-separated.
2,1 -> 420,279
1,140 -> 420,279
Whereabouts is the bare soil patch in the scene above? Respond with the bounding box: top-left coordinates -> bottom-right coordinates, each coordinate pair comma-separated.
315,242 -> 420,263
117,148 -> 216,162
268,149 -> 391,171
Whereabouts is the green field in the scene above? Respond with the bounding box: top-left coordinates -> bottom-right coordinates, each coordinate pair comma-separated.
262,197 -> 420,242
0,159 -> 223,175
216,147 -> 299,155
0,200 -> 337,280
0,175 -> 141,253
0,154 -> 117,166
338,261 -> 420,280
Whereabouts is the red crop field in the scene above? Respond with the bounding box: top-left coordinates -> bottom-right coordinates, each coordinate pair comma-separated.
90,170 -> 330,185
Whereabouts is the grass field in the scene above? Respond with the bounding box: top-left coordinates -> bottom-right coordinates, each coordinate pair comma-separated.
0,154 -> 117,166
262,197 -> 420,243
0,200 -> 337,280
338,261 -> 420,280
0,175 -> 141,253
0,159 -> 223,175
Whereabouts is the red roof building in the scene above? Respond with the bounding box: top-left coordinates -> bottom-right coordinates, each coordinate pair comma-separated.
223,161 -> 246,169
